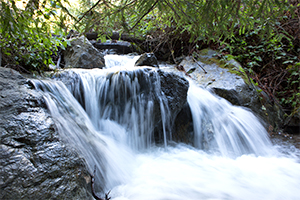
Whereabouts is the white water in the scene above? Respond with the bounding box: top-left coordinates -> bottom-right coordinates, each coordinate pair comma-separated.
33,55 -> 300,199
188,82 -> 272,157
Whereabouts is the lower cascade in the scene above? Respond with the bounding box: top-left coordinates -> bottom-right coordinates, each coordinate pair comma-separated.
32,55 -> 300,200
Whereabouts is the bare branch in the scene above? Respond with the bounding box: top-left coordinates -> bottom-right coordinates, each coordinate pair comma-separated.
130,0 -> 159,31
77,0 -> 103,24
90,165 -> 111,200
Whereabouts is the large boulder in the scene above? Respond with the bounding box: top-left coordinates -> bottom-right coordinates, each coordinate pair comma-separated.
0,67 -> 93,199
179,49 -> 284,131
153,70 -> 189,142
64,35 -> 105,69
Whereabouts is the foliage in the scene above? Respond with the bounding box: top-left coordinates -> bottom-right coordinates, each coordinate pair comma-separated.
279,65 -> 300,110
216,3 -> 300,117
0,0 -> 69,72
1,0 -> 299,126
69,0 -> 291,41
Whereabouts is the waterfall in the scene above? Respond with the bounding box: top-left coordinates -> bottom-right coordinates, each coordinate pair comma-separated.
32,55 -> 300,199
54,67 -> 171,150
187,81 -> 272,157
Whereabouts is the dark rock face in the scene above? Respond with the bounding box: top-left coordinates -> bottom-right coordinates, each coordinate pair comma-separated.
158,70 -> 189,120
0,67 -> 92,199
172,103 -> 194,144
64,36 -> 105,69
153,70 -> 190,143
135,53 -> 159,68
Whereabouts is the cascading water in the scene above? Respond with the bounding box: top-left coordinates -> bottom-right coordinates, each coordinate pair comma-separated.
187,81 -> 272,157
32,55 -> 300,199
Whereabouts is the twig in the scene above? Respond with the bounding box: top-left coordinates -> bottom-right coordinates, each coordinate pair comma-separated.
175,65 -> 192,78
77,0 -> 103,24
274,70 -> 287,91
191,57 -> 207,74
172,0 -> 197,24
91,165 -> 111,200
4,64 -> 30,74
187,47 -> 207,73
130,0 -> 159,31
60,5 -> 79,23
163,0 -> 181,19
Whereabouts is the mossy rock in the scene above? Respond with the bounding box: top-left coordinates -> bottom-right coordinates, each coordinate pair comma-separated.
195,49 -> 250,85
179,49 -> 284,131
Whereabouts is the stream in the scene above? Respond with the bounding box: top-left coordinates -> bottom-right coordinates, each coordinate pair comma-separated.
32,55 -> 300,200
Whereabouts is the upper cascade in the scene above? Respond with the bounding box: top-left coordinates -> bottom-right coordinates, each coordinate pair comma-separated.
50,66 -> 189,150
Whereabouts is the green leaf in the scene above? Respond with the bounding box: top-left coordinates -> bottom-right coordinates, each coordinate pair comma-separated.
283,60 -> 293,64
60,44 -> 66,50
291,71 -> 299,76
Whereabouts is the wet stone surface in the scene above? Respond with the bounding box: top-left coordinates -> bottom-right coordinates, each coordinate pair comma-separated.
0,67 -> 93,200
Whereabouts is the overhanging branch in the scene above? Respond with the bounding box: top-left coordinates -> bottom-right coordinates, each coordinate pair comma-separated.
77,0 -> 102,24
130,0 -> 159,31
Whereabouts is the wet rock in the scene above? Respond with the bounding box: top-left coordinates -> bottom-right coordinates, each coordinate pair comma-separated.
93,40 -> 135,54
64,35 -> 105,69
153,70 -> 189,143
179,49 -> 284,131
158,70 -> 189,119
0,67 -> 93,199
135,53 -> 159,68
172,103 -> 194,144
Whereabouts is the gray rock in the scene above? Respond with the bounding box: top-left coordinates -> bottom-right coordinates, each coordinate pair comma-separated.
0,67 -> 93,199
153,70 -> 189,142
179,49 -> 284,131
64,35 -> 105,69
158,70 -> 189,119
135,53 -> 159,68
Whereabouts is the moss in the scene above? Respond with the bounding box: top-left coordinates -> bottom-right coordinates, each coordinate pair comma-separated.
198,57 -> 226,66
228,69 -> 250,85
199,48 -> 210,55
195,48 -> 255,85
208,58 -> 250,84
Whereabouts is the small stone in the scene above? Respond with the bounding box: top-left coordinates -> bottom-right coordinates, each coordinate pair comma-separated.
135,53 -> 159,68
